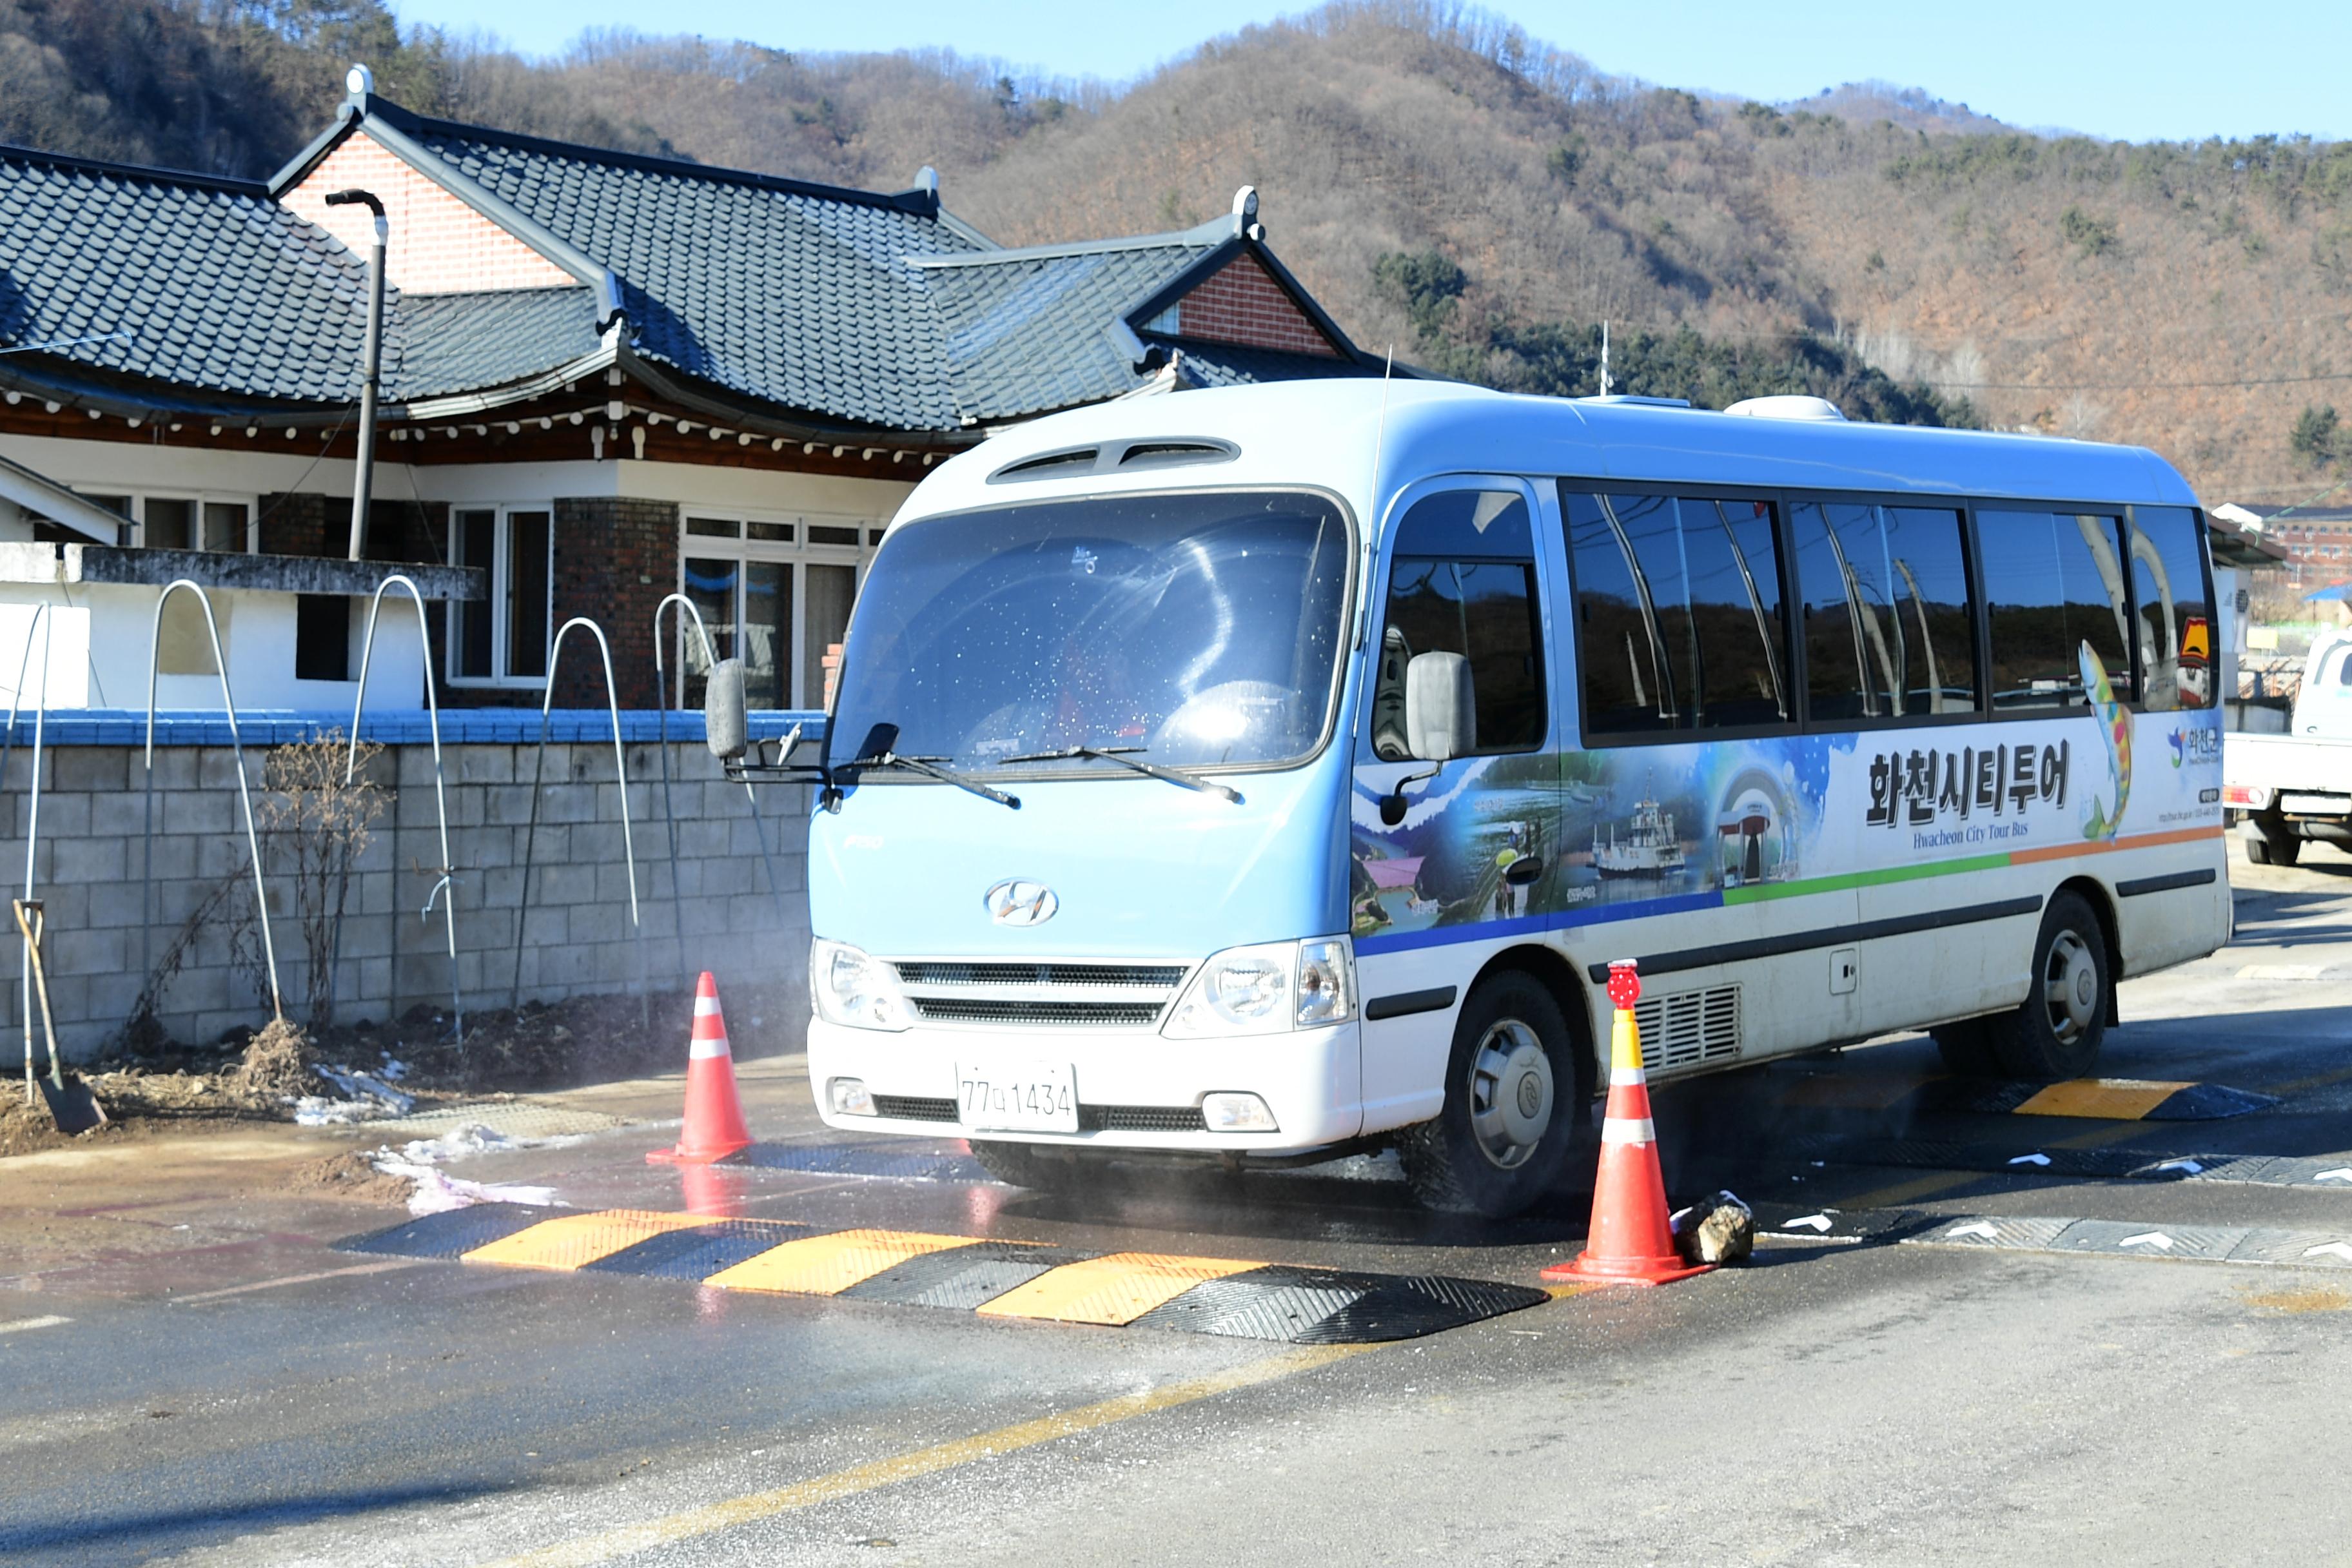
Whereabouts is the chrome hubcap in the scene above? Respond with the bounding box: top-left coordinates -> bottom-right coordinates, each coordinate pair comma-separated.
2042,929 -> 2099,1045
1468,1019 -> 1553,1170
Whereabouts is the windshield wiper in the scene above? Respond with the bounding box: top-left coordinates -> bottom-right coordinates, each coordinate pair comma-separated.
841,751 -> 1021,810
1002,745 -> 1242,804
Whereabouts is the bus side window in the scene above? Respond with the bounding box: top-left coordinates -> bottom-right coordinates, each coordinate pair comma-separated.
2126,506 -> 2215,711
1790,502 -> 1978,720
1977,509 -> 2132,709
1370,490 -> 1544,761
1562,489 -> 1789,736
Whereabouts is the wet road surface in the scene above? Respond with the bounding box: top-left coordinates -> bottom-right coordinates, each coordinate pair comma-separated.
6,839 -> 2352,1565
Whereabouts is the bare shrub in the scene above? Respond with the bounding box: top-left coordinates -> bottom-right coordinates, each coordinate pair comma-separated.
255,731 -> 388,1029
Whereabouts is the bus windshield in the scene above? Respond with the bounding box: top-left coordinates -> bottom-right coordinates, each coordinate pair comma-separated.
831,490 -> 1353,776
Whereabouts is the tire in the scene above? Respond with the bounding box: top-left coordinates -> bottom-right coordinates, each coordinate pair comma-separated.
1930,1017 -> 2003,1077
2247,817 -> 2302,867
1397,970 -> 1585,1218
1984,891 -> 2112,1082
966,1139 -> 1095,1191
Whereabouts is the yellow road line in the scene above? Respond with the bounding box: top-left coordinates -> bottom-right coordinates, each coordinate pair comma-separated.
485,1342 -> 1377,1568
702,1229 -> 982,1295
464,1210 -> 714,1273
2014,1078 -> 2191,1120
975,1251 -> 1263,1326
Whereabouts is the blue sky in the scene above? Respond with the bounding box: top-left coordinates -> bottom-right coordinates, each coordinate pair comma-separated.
389,1 -> 2351,144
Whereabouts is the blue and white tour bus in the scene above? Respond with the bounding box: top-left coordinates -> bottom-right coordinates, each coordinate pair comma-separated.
731,380 -> 2230,1216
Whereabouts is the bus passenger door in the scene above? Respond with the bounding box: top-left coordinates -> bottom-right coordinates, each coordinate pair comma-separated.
1351,480 -> 1560,1136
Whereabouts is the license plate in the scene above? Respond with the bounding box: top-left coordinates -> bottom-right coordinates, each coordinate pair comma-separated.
956,1061 -> 1079,1134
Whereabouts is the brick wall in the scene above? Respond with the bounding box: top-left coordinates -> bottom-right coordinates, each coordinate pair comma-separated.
552,497 -> 676,710
282,132 -> 579,296
1177,253 -> 1340,358
1,739 -> 810,1059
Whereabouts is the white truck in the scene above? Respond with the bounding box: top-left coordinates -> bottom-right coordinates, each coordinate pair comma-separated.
2226,629 -> 2352,864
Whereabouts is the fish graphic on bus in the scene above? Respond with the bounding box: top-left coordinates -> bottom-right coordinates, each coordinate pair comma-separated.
2079,641 -> 2132,841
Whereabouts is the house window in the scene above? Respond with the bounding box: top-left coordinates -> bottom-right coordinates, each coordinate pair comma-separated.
448,505 -> 553,685
673,512 -> 874,709
76,492 -> 255,551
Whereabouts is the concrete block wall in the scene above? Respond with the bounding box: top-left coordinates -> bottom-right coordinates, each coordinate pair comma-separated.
0,738 -> 812,1060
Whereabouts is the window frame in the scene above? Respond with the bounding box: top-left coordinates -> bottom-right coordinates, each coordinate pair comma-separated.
71,489 -> 259,553
445,502 -> 556,690
1560,478 -> 2208,749
1560,477 -> 1811,749
670,508 -> 879,710
1364,474 -> 1556,760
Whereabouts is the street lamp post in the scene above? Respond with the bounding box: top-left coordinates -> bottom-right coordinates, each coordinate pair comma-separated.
324,188 -> 387,562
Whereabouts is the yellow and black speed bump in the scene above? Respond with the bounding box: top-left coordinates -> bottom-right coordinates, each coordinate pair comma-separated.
1916,1077 -> 2276,1121
582,1218 -> 812,1280
338,1202 -> 553,1259
336,1209 -> 1551,1344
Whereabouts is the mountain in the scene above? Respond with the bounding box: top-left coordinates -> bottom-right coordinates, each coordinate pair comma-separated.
5,0 -> 2349,502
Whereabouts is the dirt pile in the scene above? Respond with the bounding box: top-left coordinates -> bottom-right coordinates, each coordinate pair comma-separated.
233,1018 -> 318,1101
284,1149 -> 416,1206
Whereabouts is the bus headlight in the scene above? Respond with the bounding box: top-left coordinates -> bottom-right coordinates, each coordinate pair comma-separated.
811,939 -> 910,1032
1162,937 -> 1354,1037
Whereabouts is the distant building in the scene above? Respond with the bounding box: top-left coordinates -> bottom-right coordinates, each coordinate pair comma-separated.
0,68 -> 1382,712
2212,502 -> 2352,578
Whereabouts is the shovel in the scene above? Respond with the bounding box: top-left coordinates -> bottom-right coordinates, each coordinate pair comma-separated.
14,898 -> 104,1134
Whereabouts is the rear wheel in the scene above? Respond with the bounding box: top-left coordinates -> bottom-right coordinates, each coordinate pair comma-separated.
1397,971 -> 1584,1218
966,1139 -> 1096,1191
1985,891 -> 2111,1082
2244,816 -> 2300,867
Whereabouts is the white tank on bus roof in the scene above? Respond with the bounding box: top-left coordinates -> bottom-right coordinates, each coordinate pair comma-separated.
1723,394 -> 1848,422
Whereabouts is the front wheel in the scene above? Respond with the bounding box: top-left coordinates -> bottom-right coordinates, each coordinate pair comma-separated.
1985,891 -> 2112,1082
1397,971 -> 1585,1218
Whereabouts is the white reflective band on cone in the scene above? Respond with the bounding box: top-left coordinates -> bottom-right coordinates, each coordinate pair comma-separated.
689,1035 -> 732,1059
694,996 -> 724,1017
1611,1067 -> 1647,1086
1601,1116 -> 1656,1144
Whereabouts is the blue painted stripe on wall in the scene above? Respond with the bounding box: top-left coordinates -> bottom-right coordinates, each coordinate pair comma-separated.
1354,887 -> 1725,957
0,709 -> 828,747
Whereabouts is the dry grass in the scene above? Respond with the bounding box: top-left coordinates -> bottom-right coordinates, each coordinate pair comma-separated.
2239,1283 -> 2352,1313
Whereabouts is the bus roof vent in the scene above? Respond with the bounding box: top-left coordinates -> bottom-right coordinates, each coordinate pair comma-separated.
988,446 -> 1101,483
1115,438 -> 1239,471
1578,394 -> 1692,409
1723,395 -> 1848,422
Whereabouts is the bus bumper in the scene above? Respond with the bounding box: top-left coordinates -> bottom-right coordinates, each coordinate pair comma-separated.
806,1015 -> 1365,1154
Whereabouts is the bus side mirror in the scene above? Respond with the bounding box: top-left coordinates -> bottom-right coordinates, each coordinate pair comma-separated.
1404,651 -> 1476,761
705,657 -> 747,761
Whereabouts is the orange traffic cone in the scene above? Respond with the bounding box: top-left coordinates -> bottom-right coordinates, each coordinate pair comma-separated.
1541,960 -> 1712,1287
647,972 -> 754,1166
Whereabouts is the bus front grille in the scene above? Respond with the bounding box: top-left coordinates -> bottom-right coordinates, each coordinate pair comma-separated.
873,1094 -> 958,1121
888,957 -> 1189,1029
1634,984 -> 1741,1070
908,998 -> 1167,1026
867,1096 -> 1208,1134
894,962 -> 1187,990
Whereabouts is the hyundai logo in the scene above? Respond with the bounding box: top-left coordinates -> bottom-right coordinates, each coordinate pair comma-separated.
983,878 -> 1058,927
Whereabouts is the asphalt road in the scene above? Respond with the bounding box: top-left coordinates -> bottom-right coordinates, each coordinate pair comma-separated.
6,837 -> 2352,1566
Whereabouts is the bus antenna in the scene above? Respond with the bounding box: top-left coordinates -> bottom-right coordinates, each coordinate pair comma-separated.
1599,320 -> 1611,398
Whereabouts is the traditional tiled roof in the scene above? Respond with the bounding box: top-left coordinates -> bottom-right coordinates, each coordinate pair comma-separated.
916,235 -> 1228,422
0,147 -> 368,404
389,286 -> 602,400
2,95 -> 1375,433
